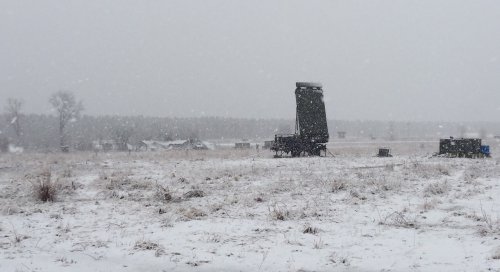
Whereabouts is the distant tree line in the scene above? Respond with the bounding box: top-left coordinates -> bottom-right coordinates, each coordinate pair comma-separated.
0,113 -> 296,151
1,91 -> 499,152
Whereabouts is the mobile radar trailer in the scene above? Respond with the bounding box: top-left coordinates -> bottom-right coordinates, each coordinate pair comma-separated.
438,137 -> 491,158
271,82 -> 329,157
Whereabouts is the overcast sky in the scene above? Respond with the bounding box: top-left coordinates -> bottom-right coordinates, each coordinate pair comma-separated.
1,0 -> 499,122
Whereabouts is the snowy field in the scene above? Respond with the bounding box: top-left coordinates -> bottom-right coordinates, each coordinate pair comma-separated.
1,141 -> 500,271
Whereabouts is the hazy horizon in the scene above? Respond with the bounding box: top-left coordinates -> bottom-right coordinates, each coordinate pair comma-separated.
1,1 -> 500,122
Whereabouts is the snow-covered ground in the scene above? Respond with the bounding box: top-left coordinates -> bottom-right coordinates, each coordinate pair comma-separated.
1,142 -> 500,271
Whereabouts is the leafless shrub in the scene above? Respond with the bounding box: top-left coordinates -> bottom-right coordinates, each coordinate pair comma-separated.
2,206 -> 20,215
435,164 -> 450,176
330,179 -> 347,193
492,248 -> 500,260
409,162 -> 450,179
349,190 -> 360,198
286,238 -> 304,246
329,252 -> 350,265
183,189 -> 204,199
224,194 -> 239,205
100,171 -> 133,191
384,164 -> 395,171
186,260 -> 211,267
464,166 -> 481,182
50,213 -> 61,219
269,203 -> 289,221
181,207 -> 206,220
108,190 -> 122,199
205,233 -> 222,243
380,211 -> 418,229
111,170 -> 132,177
134,240 -> 161,250
55,256 -> 77,266
424,181 -> 449,196
161,214 -> 176,228
130,181 -> 152,190
133,240 -> 165,257
57,222 -> 71,234
420,198 -> 439,211
99,171 -> 109,180
154,184 -> 172,202
270,181 -> 292,194
367,175 -> 401,195
57,179 -> 82,196
62,167 -> 72,178
349,190 -> 367,200
208,202 -> 225,213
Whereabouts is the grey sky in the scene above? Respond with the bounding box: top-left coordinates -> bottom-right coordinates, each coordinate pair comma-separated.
1,0 -> 499,122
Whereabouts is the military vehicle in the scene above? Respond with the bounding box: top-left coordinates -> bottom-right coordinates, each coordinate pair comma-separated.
377,148 -> 392,157
438,137 -> 490,158
271,82 -> 329,157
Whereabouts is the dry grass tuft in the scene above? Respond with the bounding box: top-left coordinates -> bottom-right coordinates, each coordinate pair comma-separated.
349,190 -> 367,200
478,204 -> 500,236
134,240 -> 161,250
62,167 -> 73,178
330,179 -> 347,193
492,248 -> 500,260
269,204 -> 289,221
420,198 -> 439,211
33,170 -> 57,202
183,189 -> 205,199
424,181 -> 449,196
313,237 -> 324,249
329,252 -> 350,265
409,162 -> 451,179
155,184 -> 173,202
133,239 -> 165,257
464,166 -> 481,182
181,207 -> 207,220
303,225 -> 319,234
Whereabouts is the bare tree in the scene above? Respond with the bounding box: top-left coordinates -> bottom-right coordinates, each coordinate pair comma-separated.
0,136 -> 8,153
112,125 -> 134,151
388,121 -> 396,141
458,124 -> 467,138
479,128 -> 487,139
5,98 -> 23,144
49,91 -> 84,152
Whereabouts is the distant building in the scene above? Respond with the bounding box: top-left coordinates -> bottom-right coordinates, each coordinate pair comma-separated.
263,140 -> 274,149
137,139 -> 209,151
93,140 -> 120,151
235,142 -> 251,149
93,140 -> 134,152
337,131 -> 346,139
